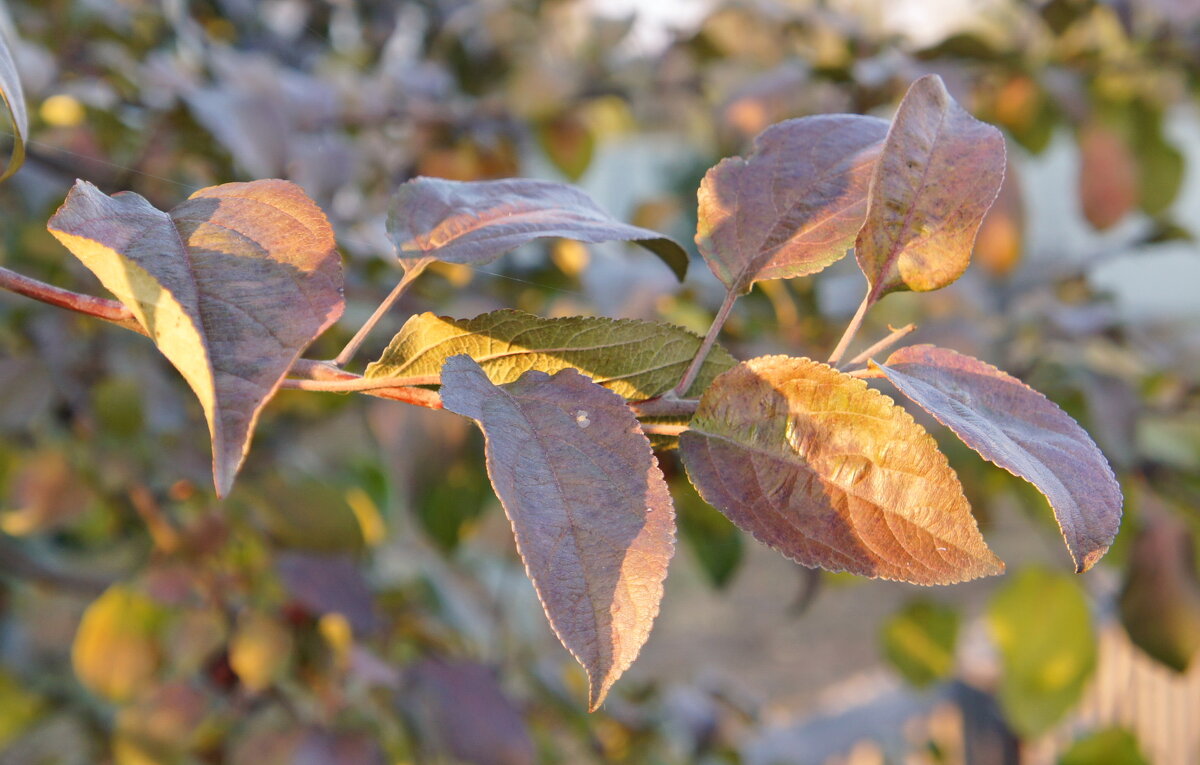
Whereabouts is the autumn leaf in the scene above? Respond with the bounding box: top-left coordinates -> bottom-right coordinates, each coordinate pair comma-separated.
680,356 -> 1003,585
855,75 -> 1006,304
366,309 -> 736,399
72,585 -> 167,702
47,179 -> 344,496
440,355 -> 675,710
0,28 -> 27,182
873,345 -> 1122,572
1079,124 -> 1138,230
696,114 -> 888,294
389,176 -> 688,279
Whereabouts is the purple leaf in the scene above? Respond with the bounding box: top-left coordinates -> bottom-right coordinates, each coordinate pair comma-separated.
440,355 -> 675,709
388,176 -> 688,280
875,344 -> 1122,572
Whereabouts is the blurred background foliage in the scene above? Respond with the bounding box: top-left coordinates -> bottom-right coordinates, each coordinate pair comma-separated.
0,0 -> 1198,763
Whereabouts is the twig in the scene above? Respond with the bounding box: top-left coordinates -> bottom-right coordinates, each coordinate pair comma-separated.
333,260 -> 428,367
847,323 -> 916,366
281,374 -> 439,392
672,288 -> 738,397
827,291 -> 870,367
0,266 -> 147,336
128,485 -> 182,555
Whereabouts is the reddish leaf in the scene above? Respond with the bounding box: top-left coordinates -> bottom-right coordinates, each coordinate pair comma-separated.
276,553 -> 376,634
874,345 -> 1122,572
402,658 -> 535,765
389,176 -> 688,280
47,180 -> 343,496
974,161 -> 1025,278
856,75 -> 1006,303
1079,124 -> 1138,230
680,356 -> 1003,585
439,355 -> 675,709
696,114 -> 888,294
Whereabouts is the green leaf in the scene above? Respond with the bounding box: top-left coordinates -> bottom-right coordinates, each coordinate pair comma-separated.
987,568 -> 1097,737
389,176 -> 689,280
1119,509 -> 1200,673
696,114 -> 888,294
47,180 -> 344,496
880,599 -> 959,687
674,476 -> 743,589
0,28 -> 28,182
537,111 -> 596,181
366,309 -> 736,400
1059,728 -> 1150,765
855,75 -> 1006,304
440,355 -> 675,710
680,356 -> 1003,585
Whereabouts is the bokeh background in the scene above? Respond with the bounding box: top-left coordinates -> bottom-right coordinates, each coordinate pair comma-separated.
0,0 -> 1198,763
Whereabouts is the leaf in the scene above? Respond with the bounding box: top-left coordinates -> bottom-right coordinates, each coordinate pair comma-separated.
987,568 -> 1096,737
537,111 -> 595,181
1119,509 -> 1200,673
695,114 -> 889,294
679,356 -> 1003,585
673,476 -> 744,589
389,176 -> 688,280
276,553 -> 377,635
366,309 -> 736,399
0,28 -> 28,182
47,180 -> 344,496
973,161 -> 1024,278
855,75 -> 1006,303
880,599 -> 960,687
440,355 -> 675,710
873,344 -> 1123,572
72,585 -> 166,702
1058,728 -> 1150,765
402,658 -> 535,765
1079,124 -> 1138,230
229,611 -> 294,694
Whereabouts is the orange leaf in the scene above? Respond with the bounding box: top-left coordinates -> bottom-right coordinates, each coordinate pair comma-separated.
681,356 -> 1003,585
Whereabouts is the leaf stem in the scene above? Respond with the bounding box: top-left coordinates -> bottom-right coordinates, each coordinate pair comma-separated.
332,260 -> 428,368
672,288 -> 738,398
281,374 -> 439,392
0,266 -> 147,335
827,291 -> 871,368
847,323 -> 916,366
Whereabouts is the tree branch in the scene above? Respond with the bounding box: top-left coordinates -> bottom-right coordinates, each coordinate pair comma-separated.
0,266 -> 147,335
